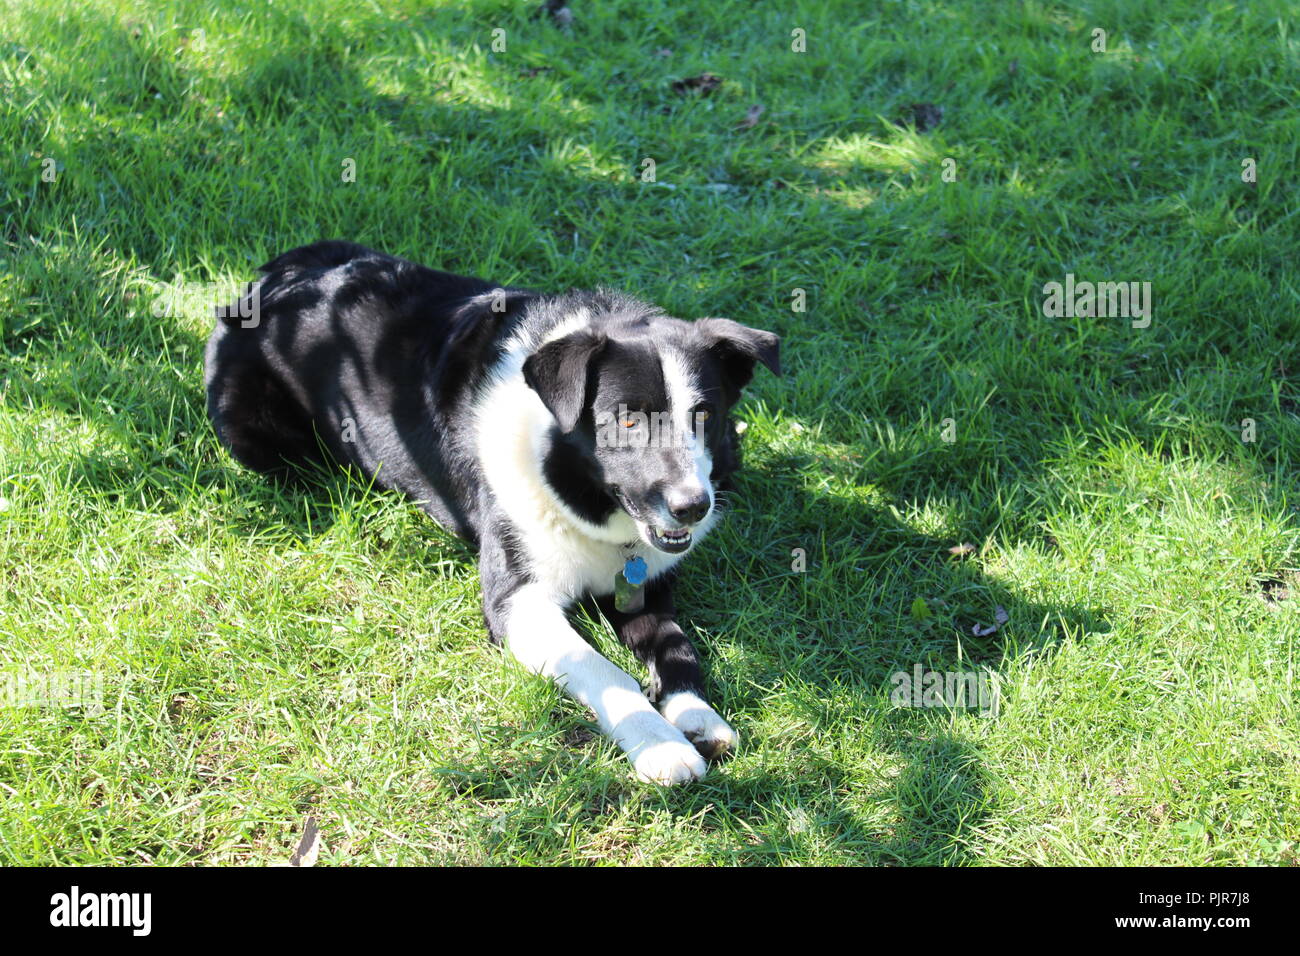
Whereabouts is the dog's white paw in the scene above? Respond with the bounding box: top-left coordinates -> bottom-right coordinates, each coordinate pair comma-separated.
631,738 -> 708,785
660,692 -> 739,761
617,711 -> 707,785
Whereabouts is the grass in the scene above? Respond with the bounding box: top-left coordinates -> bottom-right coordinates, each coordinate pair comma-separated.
1,0 -> 1298,865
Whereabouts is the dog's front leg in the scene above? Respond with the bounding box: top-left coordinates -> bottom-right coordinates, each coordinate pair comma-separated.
599,576 -> 739,761
480,548 -> 706,784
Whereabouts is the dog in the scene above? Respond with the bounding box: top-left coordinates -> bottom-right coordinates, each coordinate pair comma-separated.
204,241 -> 780,784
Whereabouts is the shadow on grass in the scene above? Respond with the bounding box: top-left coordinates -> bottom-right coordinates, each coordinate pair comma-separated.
597,456 -> 1111,865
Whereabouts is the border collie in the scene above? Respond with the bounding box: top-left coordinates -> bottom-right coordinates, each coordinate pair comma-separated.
204,241 -> 779,784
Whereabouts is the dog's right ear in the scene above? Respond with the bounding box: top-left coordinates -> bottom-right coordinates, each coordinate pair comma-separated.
435,288 -> 538,403
448,288 -> 536,343
522,329 -> 608,432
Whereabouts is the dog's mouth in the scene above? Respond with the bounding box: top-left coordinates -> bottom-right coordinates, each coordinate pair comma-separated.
647,526 -> 693,554
612,488 -> 697,554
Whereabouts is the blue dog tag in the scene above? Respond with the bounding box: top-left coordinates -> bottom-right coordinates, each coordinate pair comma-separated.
614,556 -> 647,612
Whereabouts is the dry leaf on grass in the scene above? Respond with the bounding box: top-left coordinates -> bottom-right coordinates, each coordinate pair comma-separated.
672,73 -> 723,96
288,816 -> 322,867
971,606 -> 1009,637
901,102 -> 944,132
735,104 -> 765,129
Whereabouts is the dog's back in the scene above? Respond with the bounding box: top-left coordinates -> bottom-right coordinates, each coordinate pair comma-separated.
204,241 -> 520,537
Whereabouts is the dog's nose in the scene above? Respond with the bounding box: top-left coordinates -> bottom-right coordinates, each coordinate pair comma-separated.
666,489 -> 710,524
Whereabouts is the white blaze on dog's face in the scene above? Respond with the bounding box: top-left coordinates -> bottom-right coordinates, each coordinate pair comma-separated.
522,314 -> 780,554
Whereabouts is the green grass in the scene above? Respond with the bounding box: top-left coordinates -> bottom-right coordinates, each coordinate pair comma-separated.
2,0 -> 1298,865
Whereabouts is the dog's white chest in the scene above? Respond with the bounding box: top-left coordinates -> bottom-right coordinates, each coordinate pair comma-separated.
502,494 -> 685,601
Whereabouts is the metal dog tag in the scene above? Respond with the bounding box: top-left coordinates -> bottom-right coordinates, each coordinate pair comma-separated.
614,555 -> 648,612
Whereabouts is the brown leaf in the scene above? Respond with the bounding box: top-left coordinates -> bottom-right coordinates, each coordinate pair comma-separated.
947,542 -> 976,558
971,606 -> 1009,637
288,816 -> 322,867
1259,578 -> 1290,610
901,102 -> 944,132
735,104 -> 765,129
672,72 -> 723,96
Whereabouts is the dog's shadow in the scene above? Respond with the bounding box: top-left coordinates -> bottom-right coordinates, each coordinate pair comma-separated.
566,451 -> 1111,865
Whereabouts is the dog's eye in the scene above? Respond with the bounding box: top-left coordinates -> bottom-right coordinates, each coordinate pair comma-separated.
694,405 -> 712,422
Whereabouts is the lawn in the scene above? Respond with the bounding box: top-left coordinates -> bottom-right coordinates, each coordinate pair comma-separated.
1,0 -> 1298,865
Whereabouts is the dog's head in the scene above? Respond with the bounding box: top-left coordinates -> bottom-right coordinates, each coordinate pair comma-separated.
523,307 -> 780,554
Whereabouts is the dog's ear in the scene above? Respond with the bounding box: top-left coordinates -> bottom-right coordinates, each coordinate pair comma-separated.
695,318 -> 781,393
435,288 -> 537,403
449,288 -> 536,342
522,329 -> 609,432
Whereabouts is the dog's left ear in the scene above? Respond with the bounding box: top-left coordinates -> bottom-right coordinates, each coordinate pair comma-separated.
523,329 -> 609,432
696,318 -> 782,392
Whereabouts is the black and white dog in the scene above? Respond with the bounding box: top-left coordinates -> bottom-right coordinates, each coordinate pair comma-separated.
204,241 -> 779,784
